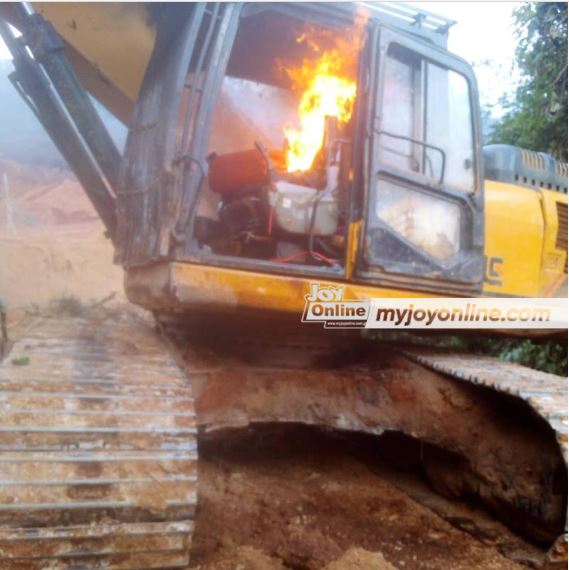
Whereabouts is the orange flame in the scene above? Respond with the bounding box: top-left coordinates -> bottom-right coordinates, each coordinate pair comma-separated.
283,32 -> 358,172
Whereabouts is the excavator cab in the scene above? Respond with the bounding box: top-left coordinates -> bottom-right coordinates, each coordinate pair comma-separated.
113,3 -> 485,297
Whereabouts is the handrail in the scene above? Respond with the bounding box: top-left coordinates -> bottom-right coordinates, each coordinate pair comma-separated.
376,130 -> 447,185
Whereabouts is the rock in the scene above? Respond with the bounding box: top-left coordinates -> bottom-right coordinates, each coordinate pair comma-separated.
324,547 -> 397,570
194,546 -> 286,570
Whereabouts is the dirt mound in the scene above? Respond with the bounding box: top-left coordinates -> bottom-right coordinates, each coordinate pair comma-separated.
0,159 -> 123,308
324,548 -> 396,570
0,158 -> 65,192
193,546 -> 395,570
0,229 -> 123,308
193,546 -> 285,570
0,159 -> 98,230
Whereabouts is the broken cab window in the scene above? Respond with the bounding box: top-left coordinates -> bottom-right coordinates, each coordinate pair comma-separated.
191,9 -> 360,270
378,43 -> 475,193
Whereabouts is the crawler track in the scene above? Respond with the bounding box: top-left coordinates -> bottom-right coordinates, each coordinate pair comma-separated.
401,348 -> 568,462
0,316 -> 198,569
401,347 -> 568,565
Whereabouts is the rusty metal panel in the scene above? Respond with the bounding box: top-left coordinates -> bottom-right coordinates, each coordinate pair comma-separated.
117,3 -> 242,268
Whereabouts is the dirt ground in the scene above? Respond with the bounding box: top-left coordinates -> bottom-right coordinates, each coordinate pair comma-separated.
189,426 -> 539,570
193,545 -> 396,570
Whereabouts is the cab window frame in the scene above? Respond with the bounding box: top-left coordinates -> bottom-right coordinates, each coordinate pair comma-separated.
373,33 -> 483,199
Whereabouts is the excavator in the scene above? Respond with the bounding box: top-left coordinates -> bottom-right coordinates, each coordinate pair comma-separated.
0,2 -> 567,568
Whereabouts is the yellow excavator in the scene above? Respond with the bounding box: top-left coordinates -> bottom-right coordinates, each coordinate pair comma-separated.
0,2 -> 567,569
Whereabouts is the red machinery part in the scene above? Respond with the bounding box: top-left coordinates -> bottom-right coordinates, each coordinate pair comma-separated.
208,148 -> 269,194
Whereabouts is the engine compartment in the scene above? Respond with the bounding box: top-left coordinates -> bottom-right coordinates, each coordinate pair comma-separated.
195,115 -> 352,268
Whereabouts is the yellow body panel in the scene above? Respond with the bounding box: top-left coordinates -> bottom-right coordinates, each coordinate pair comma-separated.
539,190 -> 568,295
484,180 -> 567,297
345,220 -> 362,279
125,262 -> 436,316
35,2 -> 155,120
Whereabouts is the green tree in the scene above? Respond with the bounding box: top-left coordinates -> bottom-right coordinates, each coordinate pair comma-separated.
490,2 -> 568,160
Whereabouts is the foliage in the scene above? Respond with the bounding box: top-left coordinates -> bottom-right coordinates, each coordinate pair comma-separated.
489,2 -> 568,160
496,338 -> 567,374
11,356 -> 30,366
439,336 -> 567,376
369,331 -> 567,376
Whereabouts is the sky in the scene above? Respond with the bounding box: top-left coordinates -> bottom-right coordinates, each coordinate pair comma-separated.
419,1 -> 520,114
0,1 -> 520,115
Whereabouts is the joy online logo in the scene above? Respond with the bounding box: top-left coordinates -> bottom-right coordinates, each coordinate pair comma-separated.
302,283 -> 370,328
